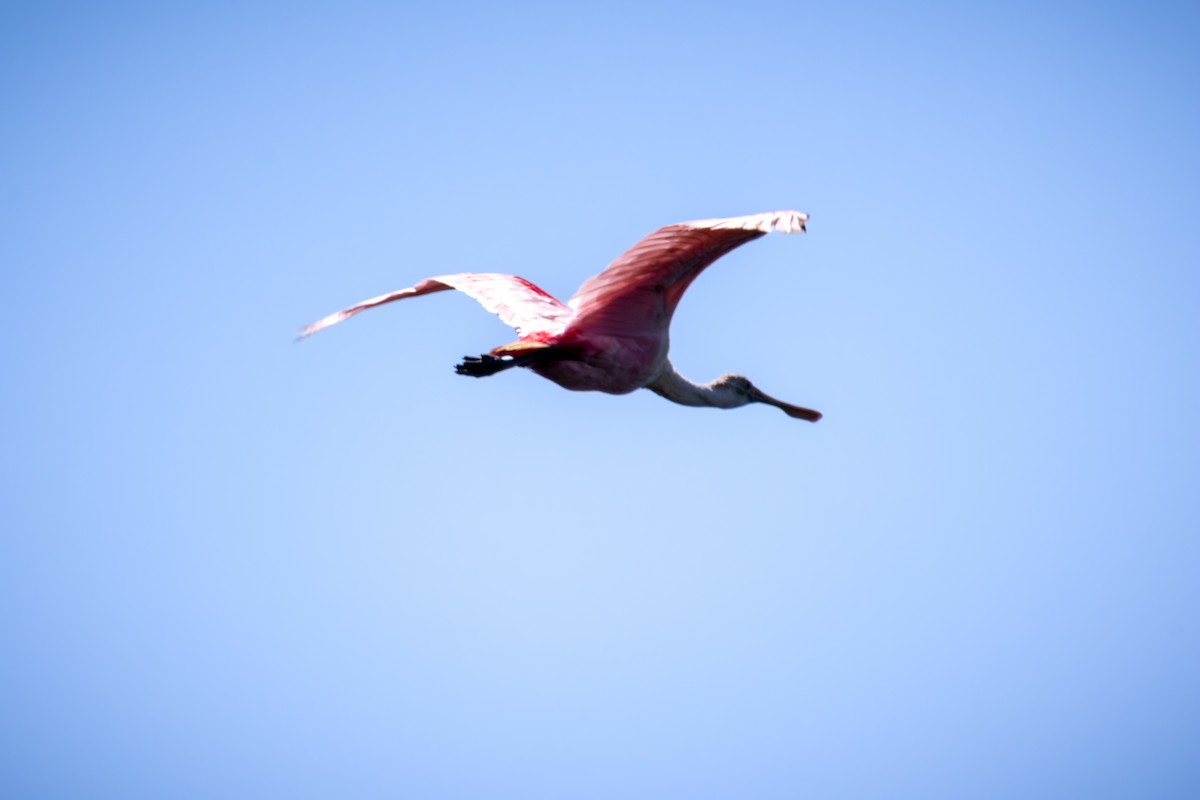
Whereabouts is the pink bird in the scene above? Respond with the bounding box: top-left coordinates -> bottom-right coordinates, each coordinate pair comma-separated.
300,210 -> 822,422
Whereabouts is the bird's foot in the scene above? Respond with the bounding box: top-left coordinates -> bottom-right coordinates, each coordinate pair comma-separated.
455,354 -> 517,378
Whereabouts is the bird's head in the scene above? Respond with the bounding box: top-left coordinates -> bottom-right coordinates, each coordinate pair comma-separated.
711,374 -> 822,422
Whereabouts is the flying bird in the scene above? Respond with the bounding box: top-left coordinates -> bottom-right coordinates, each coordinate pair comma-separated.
300,210 -> 822,422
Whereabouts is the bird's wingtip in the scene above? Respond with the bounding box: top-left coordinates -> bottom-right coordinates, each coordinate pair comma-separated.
683,210 -> 809,235
295,312 -> 348,341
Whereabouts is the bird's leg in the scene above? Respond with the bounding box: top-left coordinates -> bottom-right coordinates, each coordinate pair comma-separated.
456,341 -> 563,378
455,354 -> 527,378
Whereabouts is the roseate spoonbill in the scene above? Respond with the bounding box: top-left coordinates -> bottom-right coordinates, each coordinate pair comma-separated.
300,210 -> 822,422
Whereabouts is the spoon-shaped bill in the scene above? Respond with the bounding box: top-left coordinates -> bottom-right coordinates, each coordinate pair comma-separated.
748,386 -> 822,422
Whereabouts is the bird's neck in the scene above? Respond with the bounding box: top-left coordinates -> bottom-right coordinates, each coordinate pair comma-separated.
645,362 -> 745,409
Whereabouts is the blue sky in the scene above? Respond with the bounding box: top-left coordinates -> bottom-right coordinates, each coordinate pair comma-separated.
2,2 -> 1198,797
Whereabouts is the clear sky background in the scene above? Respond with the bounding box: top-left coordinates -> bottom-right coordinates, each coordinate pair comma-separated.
2,2 -> 1198,797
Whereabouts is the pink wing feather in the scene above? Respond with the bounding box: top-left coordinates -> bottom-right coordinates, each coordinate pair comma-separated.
565,211 -> 808,339
299,211 -> 806,344
298,273 -> 573,340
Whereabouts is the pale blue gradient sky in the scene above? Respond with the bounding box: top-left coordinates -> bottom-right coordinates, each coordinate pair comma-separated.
2,2 -> 1198,798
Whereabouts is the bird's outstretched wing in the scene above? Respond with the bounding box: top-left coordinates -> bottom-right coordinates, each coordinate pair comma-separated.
298,273 -> 573,340
566,211 -> 808,337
